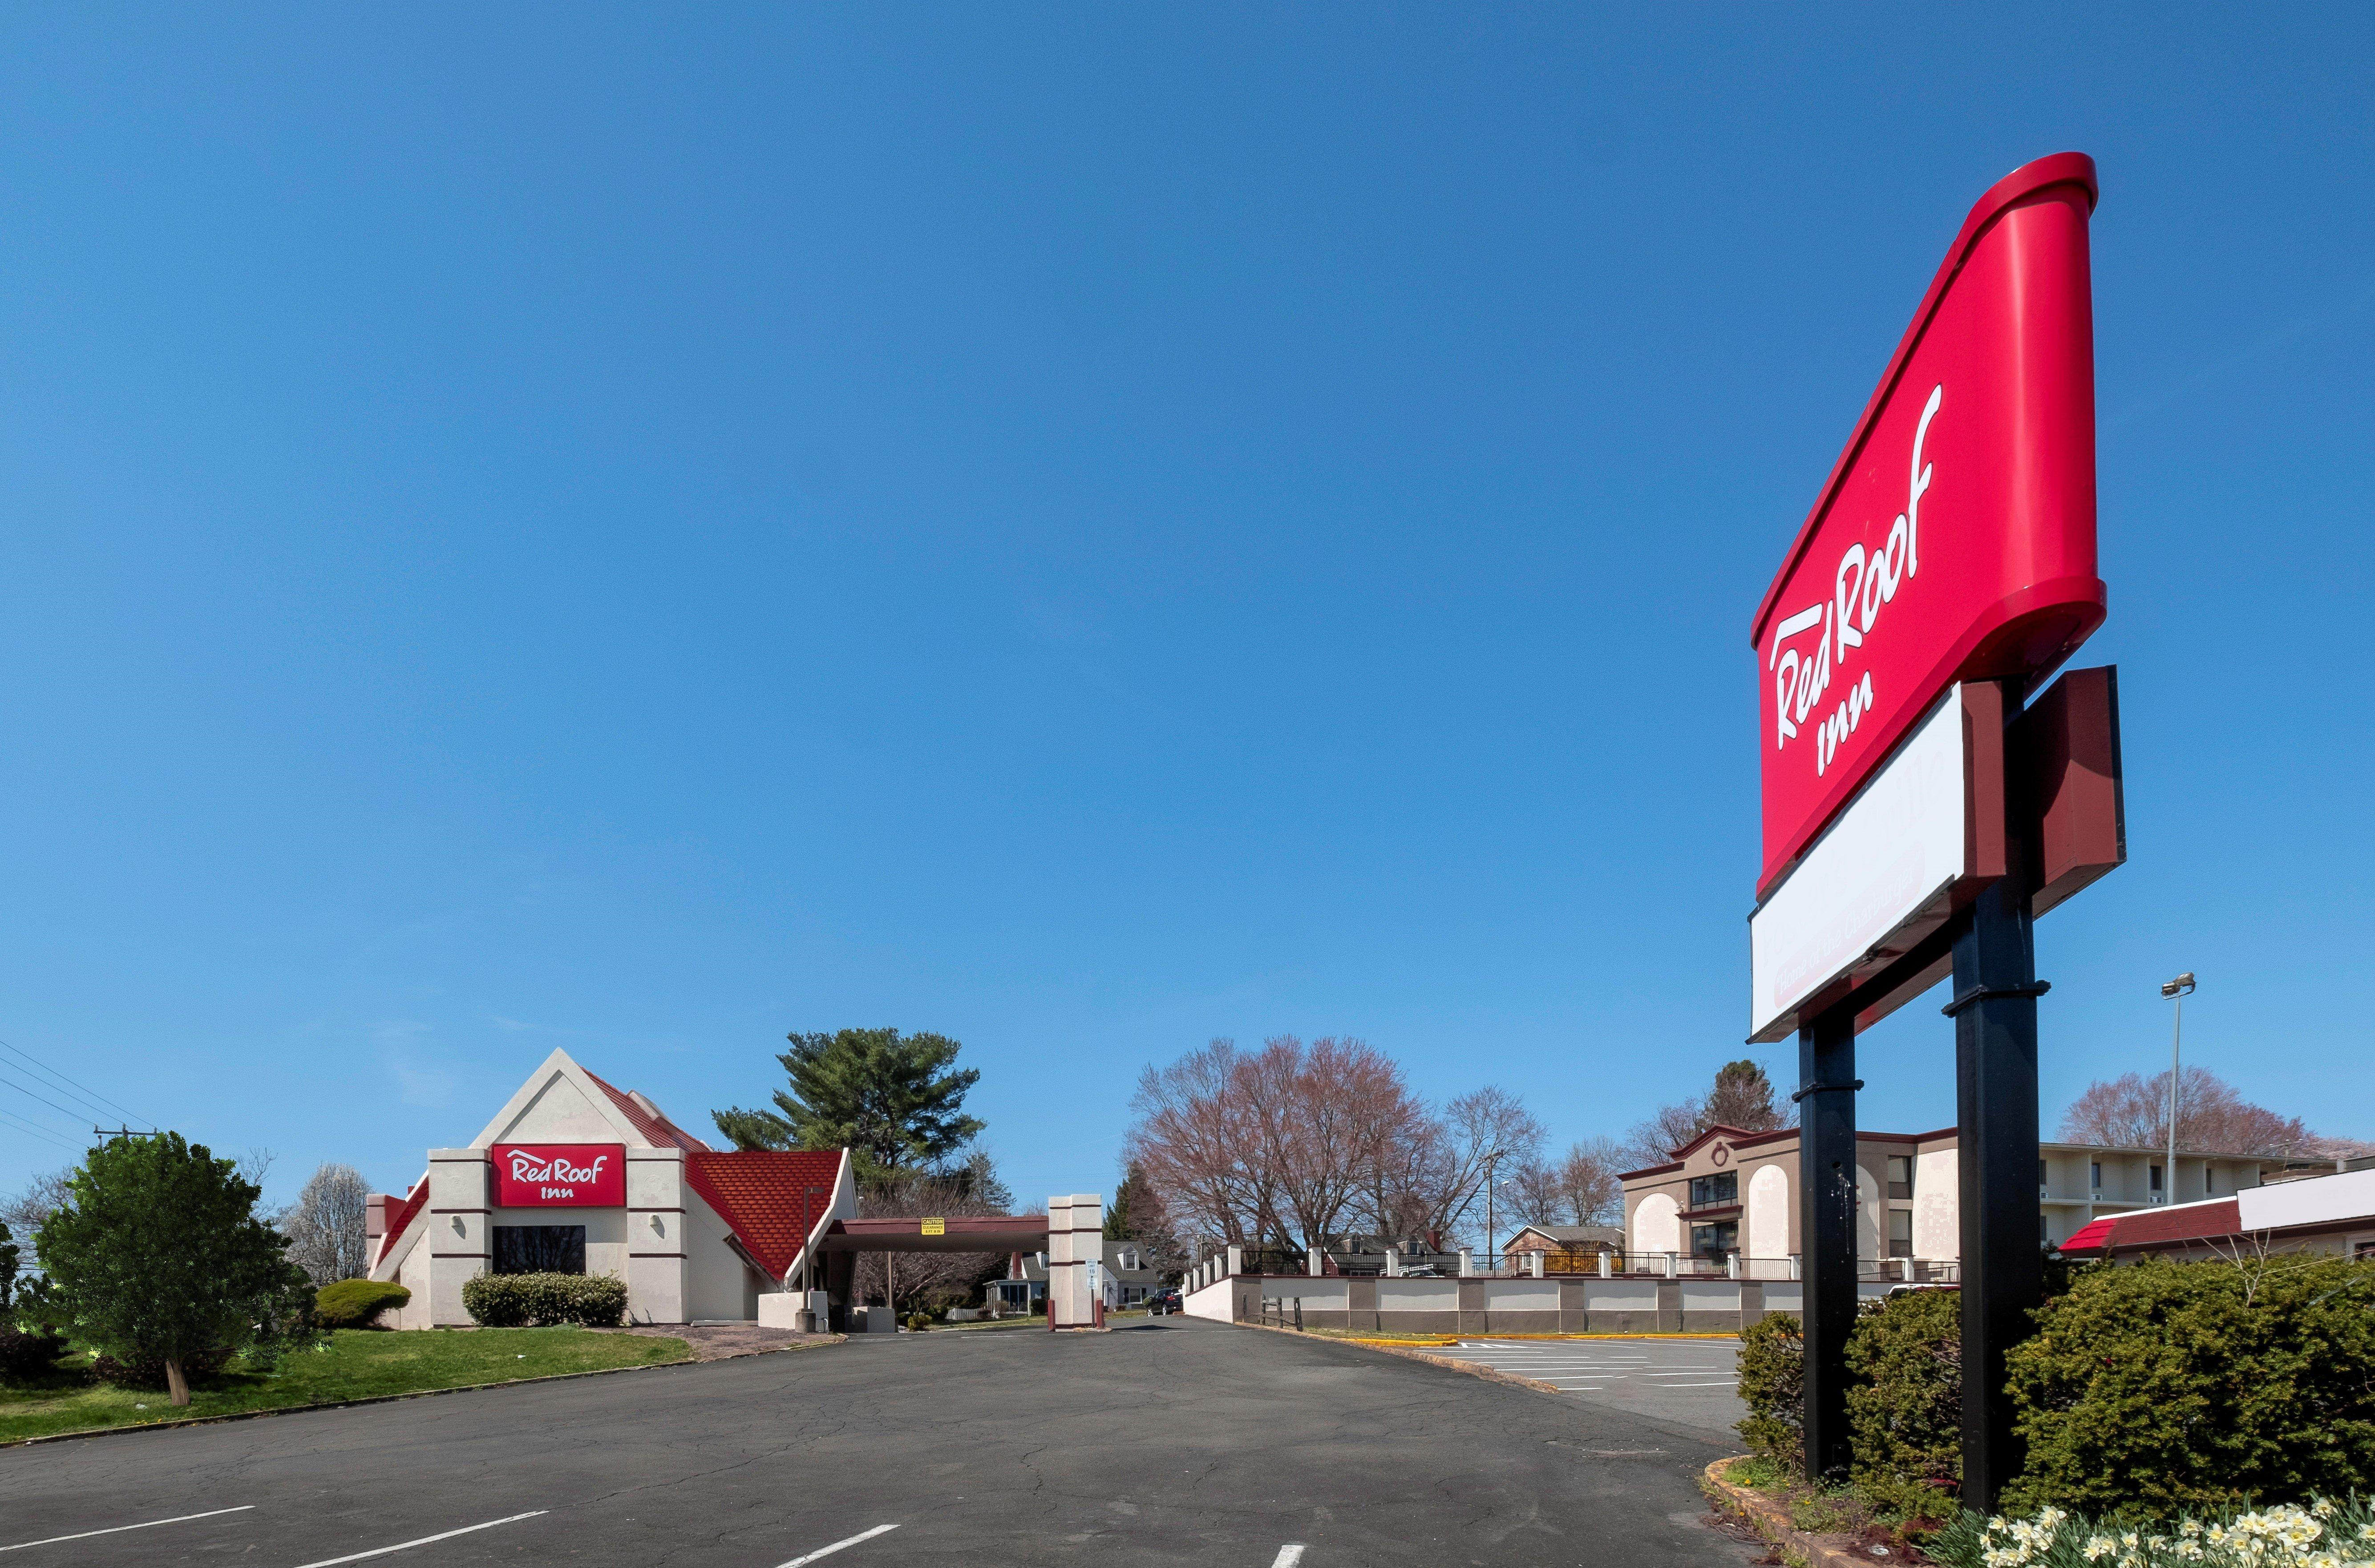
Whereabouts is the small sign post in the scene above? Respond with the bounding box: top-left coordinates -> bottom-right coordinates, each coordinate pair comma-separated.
1751,153 -> 2125,1509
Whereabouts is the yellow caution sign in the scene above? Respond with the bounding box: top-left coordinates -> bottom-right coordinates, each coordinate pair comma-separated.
920,1217 -> 946,1237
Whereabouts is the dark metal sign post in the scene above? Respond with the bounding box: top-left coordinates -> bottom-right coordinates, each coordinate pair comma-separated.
1946,684 -> 2048,1514
1794,1003 -> 1861,1481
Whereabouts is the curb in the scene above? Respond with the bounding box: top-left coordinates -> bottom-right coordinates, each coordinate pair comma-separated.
1340,1332 -> 1742,1346
1701,1456 -> 1909,1568
5,1335 -> 846,1450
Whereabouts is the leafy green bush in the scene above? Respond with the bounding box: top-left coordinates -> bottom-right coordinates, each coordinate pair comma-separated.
1845,1288 -> 1962,1518
0,1220 -> 69,1381
2001,1254 -> 2375,1517
1929,1496 -> 2375,1568
460,1272 -> 628,1329
1736,1310 -> 1805,1468
314,1279 -> 412,1330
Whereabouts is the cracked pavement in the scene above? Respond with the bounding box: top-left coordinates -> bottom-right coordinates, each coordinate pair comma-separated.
0,1318 -> 1761,1566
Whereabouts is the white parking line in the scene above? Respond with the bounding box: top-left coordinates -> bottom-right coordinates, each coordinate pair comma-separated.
1272,1546 -> 1307,1567
779,1523 -> 901,1566
1,1506 -> 255,1554
287,1511 -> 546,1568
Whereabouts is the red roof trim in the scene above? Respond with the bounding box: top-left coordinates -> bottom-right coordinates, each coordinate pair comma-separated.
2057,1216 -> 2116,1254
1751,153 -> 2100,646
376,1172 -> 430,1270
2103,1197 -> 2242,1252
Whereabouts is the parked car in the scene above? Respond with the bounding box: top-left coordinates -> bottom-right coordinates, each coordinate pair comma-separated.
1149,1288 -> 1183,1315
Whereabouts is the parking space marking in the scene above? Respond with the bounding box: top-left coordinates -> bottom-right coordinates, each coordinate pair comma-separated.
779,1523 -> 901,1566
1271,1546 -> 1307,1567
1,1506 -> 255,1555
287,1510 -> 547,1568
1438,1339 -> 1739,1394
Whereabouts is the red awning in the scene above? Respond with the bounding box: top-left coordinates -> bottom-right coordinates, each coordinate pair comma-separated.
2058,1216 -> 2116,1254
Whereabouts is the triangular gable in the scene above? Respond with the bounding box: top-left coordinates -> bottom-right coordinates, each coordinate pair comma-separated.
370,1172 -> 431,1281
468,1047 -> 653,1150
1665,1123 -> 1766,1162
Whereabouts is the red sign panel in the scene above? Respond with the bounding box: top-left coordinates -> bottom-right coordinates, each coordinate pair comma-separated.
1753,153 -> 2106,900
491,1143 -> 626,1207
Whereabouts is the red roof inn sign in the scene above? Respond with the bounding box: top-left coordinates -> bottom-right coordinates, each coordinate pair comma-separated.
1748,153 -> 2130,1512
1748,153 -> 2124,1044
492,1143 -> 626,1207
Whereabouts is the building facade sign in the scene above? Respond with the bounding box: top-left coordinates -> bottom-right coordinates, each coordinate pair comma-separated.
1752,152 -> 2105,900
491,1142 -> 627,1207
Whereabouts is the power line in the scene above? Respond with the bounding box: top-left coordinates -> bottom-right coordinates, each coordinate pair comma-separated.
0,1038 -> 154,1131
0,1103 -> 83,1153
0,1067 -> 94,1126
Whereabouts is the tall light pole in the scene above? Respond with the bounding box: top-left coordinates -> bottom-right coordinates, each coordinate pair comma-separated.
1481,1149 -> 1507,1269
2161,973 -> 2197,1202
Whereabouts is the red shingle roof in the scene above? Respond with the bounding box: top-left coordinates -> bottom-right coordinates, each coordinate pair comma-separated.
584,1069 -> 714,1152
2057,1216 -> 2117,1254
684,1150 -> 844,1277
2105,1198 -> 2241,1252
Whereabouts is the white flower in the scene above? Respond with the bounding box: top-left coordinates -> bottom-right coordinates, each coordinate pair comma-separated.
2313,1501 -> 2337,1519
2084,1537 -> 2118,1563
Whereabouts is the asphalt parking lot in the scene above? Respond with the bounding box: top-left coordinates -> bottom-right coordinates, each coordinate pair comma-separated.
1422,1337 -> 1745,1441
0,1318 -> 1759,1568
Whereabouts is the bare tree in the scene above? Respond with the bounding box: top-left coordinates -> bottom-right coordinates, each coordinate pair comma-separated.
1423,1087 -> 1548,1251
1617,1099 -> 1705,1171
2059,1066 -> 2318,1155
1553,1137 -> 1626,1225
850,1164 -> 1024,1314
1501,1157 -> 1565,1229
1126,1039 -> 1293,1251
1,1169 -> 72,1238
279,1163 -> 372,1285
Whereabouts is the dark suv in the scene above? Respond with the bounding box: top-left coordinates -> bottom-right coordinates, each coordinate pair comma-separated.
1148,1288 -> 1183,1316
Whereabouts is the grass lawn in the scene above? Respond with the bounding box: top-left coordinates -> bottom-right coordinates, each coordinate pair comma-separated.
0,1327 -> 690,1445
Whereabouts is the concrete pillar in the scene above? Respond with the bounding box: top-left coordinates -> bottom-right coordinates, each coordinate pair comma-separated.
1790,1253 -> 1802,1280
1048,1194 -> 1104,1329
1307,1246 -> 1323,1277
1598,1250 -> 1612,1279
1528,1250 -> 1544,1279
1661,1251 -> 1677,1279
1383,1245 -> 1399,1278
1727,1252 -> 1741,1281
627,1147 -> 688,1324
426,1150 -> 491,1326
1225,1244 -> 1244,1277
1457,1248 -> 1474,1278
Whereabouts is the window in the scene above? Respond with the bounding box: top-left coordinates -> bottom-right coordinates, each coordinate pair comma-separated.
2090,1161 -> 2102,1189
1887,1156 -> 1914,1201
1689,1172 -> 1739,1208
2039,1159 -> 2049,1185
1690,1220 -> 1737,1259
2355,1241 -> 2375,1261
1888,1209 -> 1913,1258
2206,1168 -> 2215,1195
2150,1164 -> 2164,1193
493,1224 -> 586,1275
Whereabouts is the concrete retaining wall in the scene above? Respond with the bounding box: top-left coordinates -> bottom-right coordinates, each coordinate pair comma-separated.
1221,1273 -> 1897,1333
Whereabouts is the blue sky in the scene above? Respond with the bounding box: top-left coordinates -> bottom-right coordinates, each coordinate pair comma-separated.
2,8 -> 2369,1213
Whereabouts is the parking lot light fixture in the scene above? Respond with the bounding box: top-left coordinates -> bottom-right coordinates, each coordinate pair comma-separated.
2161,973 -> 2196,1201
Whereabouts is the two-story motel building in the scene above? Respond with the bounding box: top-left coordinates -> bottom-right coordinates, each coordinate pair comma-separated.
1620,1122 -> 2298,1274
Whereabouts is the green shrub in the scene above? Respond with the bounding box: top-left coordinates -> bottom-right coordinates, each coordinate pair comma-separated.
2001,1254 -> 2375,1517
460,1272 -> 629,1329
1845,1288 -> 1962,1518
314,1279 -> 412,1330
1736,1310 -> 1805,1468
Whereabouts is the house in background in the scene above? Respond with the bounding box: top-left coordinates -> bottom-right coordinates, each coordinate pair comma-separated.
993,1241 -> 1165,1310
1500,1224 -> 1623,1272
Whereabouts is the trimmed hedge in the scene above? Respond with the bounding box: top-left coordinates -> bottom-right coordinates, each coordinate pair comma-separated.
1736,1309 -> 1805,1469
2002,1253 -> 2375,1516
315,1279 -> 412,1330
460,1272 -> 629,1329
1844,1287 -> 1961,1517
